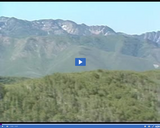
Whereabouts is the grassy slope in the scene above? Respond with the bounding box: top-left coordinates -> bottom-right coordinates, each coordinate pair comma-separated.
46,45 -> 156,75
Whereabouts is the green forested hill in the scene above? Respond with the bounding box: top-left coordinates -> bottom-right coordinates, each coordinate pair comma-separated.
0,70 -> 160,122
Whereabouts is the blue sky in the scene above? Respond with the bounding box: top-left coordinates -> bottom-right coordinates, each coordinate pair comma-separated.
0,2 -> 160,34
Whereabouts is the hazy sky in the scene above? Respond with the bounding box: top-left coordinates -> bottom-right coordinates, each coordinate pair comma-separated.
0,2 -> 160,34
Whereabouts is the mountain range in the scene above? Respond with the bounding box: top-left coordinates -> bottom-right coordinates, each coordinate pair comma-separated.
0,16 -> 160,78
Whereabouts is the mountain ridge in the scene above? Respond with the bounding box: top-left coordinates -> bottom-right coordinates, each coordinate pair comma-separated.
1,16 -> 160,41
0,16 -> 116,37
0,16 -> 160,77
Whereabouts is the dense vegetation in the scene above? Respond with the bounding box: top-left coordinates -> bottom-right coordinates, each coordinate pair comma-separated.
0,77 -> 28,100
0,70 -> 160,122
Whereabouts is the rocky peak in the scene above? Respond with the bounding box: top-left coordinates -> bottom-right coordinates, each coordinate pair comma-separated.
89,25 -> 115,35
139,31 -> 160,44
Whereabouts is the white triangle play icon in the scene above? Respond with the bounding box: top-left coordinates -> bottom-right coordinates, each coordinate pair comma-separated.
79,60 -> 82,64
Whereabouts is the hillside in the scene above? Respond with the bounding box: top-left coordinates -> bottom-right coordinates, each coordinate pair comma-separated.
0,34 -> 160,77
0,70 -> 160,122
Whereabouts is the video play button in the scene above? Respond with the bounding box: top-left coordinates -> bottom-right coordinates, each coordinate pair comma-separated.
75,58 -> 86,66
79,60 -> 82,65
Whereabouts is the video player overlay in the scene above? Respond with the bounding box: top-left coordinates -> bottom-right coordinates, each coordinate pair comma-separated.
0,124 -> 160,128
